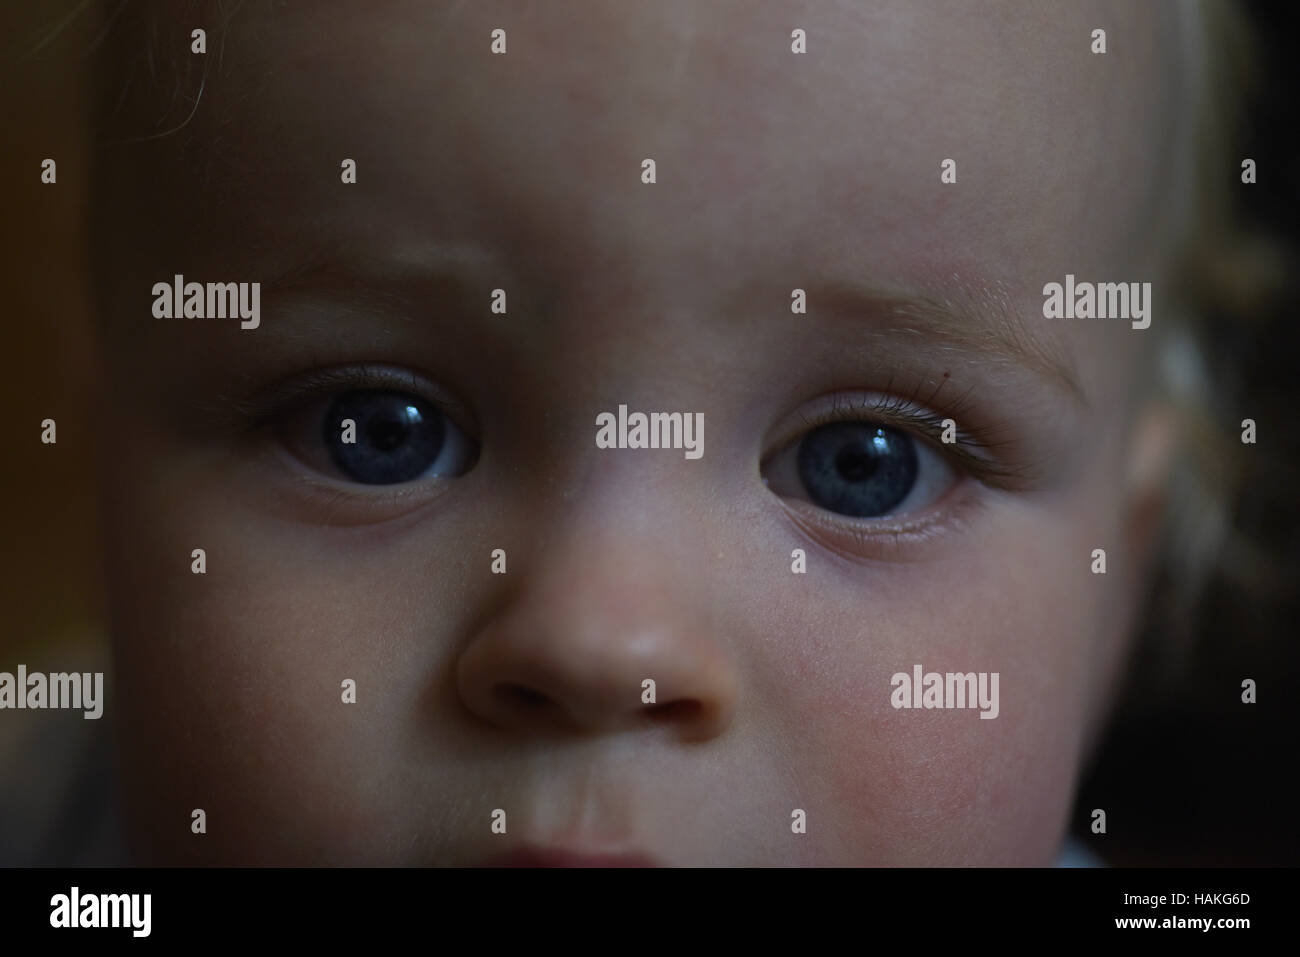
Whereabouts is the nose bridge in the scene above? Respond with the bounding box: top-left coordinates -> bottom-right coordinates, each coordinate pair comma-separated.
510,469 -> 712,669
455,462 -> 737,741
538,413 -> 712,545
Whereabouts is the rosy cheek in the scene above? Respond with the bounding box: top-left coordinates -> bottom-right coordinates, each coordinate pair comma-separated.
805,685 -> 1079,864
767,522 -> 1097,863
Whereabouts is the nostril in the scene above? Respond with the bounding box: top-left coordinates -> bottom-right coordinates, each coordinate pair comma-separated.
643,699 -> 704,724
495,683 -> 550,710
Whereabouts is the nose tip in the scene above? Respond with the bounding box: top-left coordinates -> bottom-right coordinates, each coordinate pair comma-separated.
456,626 -> 738,742
480,678 -> 729,741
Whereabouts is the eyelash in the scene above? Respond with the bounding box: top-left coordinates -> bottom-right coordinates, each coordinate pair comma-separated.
778,379 -> 1022,487
234,363 -> 476,438
225,364 -> 1026,507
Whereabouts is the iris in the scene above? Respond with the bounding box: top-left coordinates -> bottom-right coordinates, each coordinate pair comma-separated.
323,390 -> 445,484
796,421 -> 918,517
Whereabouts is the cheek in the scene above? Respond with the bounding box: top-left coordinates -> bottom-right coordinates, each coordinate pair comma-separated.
762,505 -> 1107,864
100,425 -> 473,863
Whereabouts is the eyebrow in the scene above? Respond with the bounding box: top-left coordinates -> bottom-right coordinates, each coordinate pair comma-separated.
178,245 -> 1087,407
808,278 -> 1087,407
203,245 -> 509,341
261,244 -> 504,302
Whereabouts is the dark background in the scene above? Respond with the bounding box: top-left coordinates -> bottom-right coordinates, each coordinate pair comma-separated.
1070,0 -> 1300,866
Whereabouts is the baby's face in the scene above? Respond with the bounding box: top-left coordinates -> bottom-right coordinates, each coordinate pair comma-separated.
96,0 -> 1183,864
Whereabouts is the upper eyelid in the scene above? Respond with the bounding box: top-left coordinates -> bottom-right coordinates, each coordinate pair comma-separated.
226,370 -> 1027,484
764,392 -> 953,454
240,363 -> 479,435
766,392 -> 1025,485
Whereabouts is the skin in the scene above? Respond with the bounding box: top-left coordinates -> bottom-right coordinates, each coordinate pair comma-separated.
92,0 -> 1187,864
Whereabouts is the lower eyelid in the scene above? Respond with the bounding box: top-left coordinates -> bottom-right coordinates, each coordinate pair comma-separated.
242,430 -> 459,527
775,479 -> 988,565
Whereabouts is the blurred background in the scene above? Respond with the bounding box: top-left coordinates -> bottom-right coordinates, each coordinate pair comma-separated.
2,2 -> 101,659
1066,0 -> 1300,865
2,1 -> 115,865
1,0 -> 1296,865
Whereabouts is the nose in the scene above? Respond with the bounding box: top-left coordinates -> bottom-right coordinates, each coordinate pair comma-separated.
455,527 -> 739,743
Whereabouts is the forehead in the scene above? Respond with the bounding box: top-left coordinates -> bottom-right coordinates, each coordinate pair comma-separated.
114,0 -> 1188,378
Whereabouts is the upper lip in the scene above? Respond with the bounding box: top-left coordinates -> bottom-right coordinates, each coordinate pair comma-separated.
478,845 -> 662,867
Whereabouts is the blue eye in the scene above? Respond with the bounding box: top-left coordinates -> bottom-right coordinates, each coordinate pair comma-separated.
763,418 -> 957,519
796,422 -> 917,517
278,386 -> 477,485
324,390 -> 451,484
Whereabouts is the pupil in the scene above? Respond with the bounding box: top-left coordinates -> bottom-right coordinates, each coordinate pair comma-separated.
835,446 -> 877,482
324,390 -> 445,485
369,418 -> 409,451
